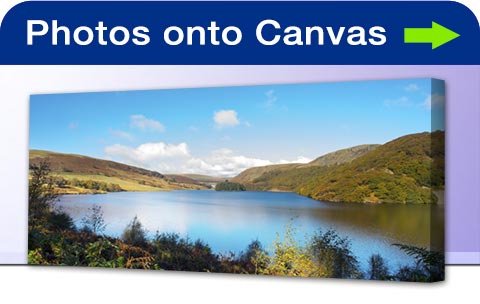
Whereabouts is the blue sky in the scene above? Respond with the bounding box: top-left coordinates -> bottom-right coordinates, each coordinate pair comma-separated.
30,78 -> 441,176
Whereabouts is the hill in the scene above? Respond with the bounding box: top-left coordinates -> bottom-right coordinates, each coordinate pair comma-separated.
234,132 -> 444,204
29,150 -> 209,194
233,144 -> 379,185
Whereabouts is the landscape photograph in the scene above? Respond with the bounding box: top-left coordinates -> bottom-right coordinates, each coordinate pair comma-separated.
28,79 -> 445,282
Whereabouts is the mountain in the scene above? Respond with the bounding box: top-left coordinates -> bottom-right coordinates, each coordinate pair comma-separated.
301,144 -> 379,167
234,131 -> 444,204
233,144 -> 379,185
29,150 -> 209,193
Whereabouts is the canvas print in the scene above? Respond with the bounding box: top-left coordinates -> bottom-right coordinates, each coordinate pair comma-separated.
28,79 -> 445,282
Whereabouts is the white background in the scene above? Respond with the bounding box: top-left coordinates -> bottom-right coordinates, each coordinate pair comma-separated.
1,1 -> 480,303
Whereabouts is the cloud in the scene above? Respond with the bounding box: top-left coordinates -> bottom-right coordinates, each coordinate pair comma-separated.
423,94 -> 445,109
405,84 -> 420,92
109,129 -> 133,141
105,141 -> 312,177
384,96 -> 412,107
213,110 -> 240,128
68,122 -> 78,129
183,149 -> 273,177
130,114 -> 165,132
278,156 -> 312,164
105,142 -> 190,168
264,90 -> 278,108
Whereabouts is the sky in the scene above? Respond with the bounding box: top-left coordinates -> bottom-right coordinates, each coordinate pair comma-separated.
30,78 -> 443,177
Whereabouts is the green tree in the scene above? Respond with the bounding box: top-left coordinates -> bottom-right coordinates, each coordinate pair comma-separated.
122,216 -> 147,247
240,239 -> 269,274
310,229 -> 361,279
367,253 -> 390,280
215,181 -> 246,191
29,160 -> 58,226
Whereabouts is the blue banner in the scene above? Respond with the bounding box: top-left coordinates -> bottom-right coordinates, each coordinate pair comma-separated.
0,1 -> 478,64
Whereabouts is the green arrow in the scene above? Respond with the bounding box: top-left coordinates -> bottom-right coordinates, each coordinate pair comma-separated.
404,22 -> 460,49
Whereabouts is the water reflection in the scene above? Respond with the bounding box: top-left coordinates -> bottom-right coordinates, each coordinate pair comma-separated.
57,191 -> 443,270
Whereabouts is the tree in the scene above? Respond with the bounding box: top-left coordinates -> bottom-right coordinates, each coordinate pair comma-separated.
310,229 -> 361,279
215,181 -> 246,191
240,239 -> 269,274
367,253 -> 390,280
81,204 -> 107,234
29,160 -> 58,226
122,216 -> 147,247
267,223 -> 316,277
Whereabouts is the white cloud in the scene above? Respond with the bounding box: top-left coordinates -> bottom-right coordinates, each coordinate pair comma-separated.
105,141 -> 312,177
105,142 -> 190,168
109,129 -> 133,141
130,114 -> 165,132
213,110 -> 240,128
423,94 -> 445,109
278,156 -> 312,164
384,96 -> 412,107
183,149 -> 273,177
405,84 -> 420,92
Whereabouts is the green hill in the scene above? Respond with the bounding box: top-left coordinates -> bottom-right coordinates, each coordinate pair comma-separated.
233,144 -> 379,185
234,131 -> 444,204
29,150 -> 209,194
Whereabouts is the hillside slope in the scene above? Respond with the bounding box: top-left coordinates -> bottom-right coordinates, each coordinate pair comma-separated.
233,144 -> 379,185
298,131 -> 444,204
29,150 -> 209,193
234,132 -> 444,204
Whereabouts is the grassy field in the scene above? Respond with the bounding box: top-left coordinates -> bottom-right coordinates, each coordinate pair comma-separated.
30,150 -> 210,194
58,173 -> 167,192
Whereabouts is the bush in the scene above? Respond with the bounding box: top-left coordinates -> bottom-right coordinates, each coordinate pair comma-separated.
121,216 -> 147,247
310,229 -> 361,279
48,210 -> 75,231
367,253 -> 391,280
81,204 -> 107,234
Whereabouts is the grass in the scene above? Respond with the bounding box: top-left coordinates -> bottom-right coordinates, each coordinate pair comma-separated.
57,173 -> 167,192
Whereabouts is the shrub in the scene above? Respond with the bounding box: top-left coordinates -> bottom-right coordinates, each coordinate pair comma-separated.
121,216 -> 147,247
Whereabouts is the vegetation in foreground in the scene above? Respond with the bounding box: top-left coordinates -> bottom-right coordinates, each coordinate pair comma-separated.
28,160 -> 444,282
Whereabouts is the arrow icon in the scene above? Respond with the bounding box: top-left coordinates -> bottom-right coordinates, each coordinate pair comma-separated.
404,22 -> 460,49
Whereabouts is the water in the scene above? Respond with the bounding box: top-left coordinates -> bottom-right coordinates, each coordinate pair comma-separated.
57,190 -> 444,270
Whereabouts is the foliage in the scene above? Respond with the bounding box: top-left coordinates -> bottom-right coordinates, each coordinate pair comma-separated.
266,223 -> 317,277
68,178 -> 123,192
29,160 -> 58,226
241,131 -> 444,204
81,204 -> 107,234
367,254 -> 391,280
121,216 -> 147,247
240,239 -> 270,274
215,180 -> 246,191
310,229 -> 361,279
152,232 -> 220,272
28,162 -> 444,281
393,244 -> 445,282
48,210 -> 75,231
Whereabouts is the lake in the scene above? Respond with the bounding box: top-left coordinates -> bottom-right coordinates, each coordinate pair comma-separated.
57,190 -> 444,270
